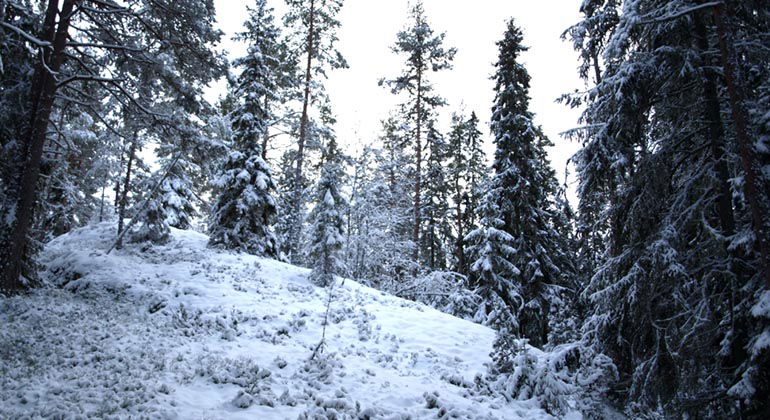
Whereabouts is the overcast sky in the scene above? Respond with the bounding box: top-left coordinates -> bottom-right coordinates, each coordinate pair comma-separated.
210,0 -> 585,193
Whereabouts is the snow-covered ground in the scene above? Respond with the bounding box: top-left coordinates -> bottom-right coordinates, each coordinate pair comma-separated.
0,223 -> 553,419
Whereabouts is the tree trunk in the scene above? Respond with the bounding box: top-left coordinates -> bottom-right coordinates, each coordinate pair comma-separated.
116,136 -> 137,250
456,188 -> 465,275
296,0 -> 315,196
289,0 -> 315,263
99,182 -> 106,222
413,67 -> 423,262
1,0 -> 75,293
694,12 -> 735,238
262,95 -> 270,161
714,3 -> 770,288
114,146 -> 124,207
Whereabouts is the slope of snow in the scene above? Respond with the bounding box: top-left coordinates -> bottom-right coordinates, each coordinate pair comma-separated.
0,223 -> 553,419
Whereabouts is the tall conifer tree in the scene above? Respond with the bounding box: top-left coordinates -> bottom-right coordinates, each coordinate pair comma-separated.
467,20 -> 572,348
208,0 -> 279,257
382,1 -> 455,262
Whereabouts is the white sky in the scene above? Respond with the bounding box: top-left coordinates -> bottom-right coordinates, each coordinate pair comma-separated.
210,0 -> 585,193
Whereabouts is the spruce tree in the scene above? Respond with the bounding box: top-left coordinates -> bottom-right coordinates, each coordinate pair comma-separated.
447,111 -> 488,274
158,157 -> 198,231
236,0 -> 296,162
208,2 -> 279,257
421,120 -> 452,271
307,138 -> 346,287
563,0 -> 770,416
466,19 -> 572,348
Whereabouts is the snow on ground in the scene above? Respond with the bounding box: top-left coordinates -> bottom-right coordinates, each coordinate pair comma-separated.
0,223 -> 553,419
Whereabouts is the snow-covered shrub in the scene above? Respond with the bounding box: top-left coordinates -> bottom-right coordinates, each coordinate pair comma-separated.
396,271 -> 483,321
487,336 -> 618,417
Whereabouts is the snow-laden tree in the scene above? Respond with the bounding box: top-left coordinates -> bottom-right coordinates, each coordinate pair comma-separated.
130,187 -> 170,245
382,1 -> 456,261
467,19 -> 573,348
235,0 -> 296,162
0,0 -> 225,292
563,0 -> 770,416
208,2 -> 280,257
345,117 -> 417,289
208,148 -> 277,256
307,138 -> 346,287
420,120 -> 452,271
465,192 -> 521,325
447,111 -> 489,274
158,159 -> 198,231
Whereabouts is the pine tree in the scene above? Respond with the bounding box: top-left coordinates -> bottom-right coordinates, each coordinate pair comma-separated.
467,19 -> 572,348
0,0 -> 225,292
382,1 -> 455,262
307,138 -> 346,287
283,0 -> 347,262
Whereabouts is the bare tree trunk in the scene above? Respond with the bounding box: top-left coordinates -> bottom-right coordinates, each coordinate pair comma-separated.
1,0 -> 75,293
714,3 -> 770,288
290,0 -> 315,263
99,183 -> 106,222
114,146 -> 124,207
116,136 -> 137,250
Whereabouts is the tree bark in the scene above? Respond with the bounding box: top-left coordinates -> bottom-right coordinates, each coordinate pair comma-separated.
290,0 -> 315,263
1,0 -> 75,293
296,0 -> 315,195
413,66 -> 423,262
694,12 -> 735,238
456,186 -> 465,275
262,95 -> 270,161
116,136 -> 137,250
714,3 -> 770,288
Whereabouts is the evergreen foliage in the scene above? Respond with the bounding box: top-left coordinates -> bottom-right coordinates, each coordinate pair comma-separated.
307,138 -> 346,287
208,0 -> 280,257
467,19 -> 574,348
563,0 -> 770,416
382,1 -> 456,262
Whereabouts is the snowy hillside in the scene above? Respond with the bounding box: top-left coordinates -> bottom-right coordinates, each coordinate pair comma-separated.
0,223 -> 553,419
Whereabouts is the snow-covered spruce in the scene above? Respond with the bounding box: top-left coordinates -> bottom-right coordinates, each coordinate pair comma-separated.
208,2 -> 281,257
208,150 -> 277,256
466,19 -> 575,348
306,140 -> 346,287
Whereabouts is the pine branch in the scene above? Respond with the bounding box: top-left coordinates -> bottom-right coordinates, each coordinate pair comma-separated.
0,21 -> 52,48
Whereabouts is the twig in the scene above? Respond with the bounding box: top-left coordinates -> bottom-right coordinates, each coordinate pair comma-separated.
310,278 -> 337,361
